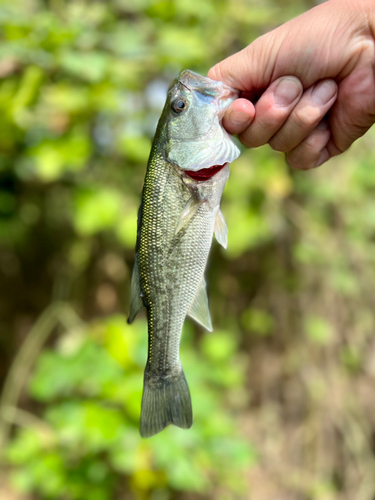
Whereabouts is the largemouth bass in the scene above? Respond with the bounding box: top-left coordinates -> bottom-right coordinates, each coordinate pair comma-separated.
128,70 -> 240,438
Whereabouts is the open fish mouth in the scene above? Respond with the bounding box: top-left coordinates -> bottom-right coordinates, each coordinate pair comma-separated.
178,70 -> 239,104
185,163 -> 228,181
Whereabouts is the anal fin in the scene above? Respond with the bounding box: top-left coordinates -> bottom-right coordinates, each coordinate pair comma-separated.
187,277 -> 212,332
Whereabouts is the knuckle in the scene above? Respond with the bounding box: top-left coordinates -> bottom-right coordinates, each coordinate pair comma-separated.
257,98 -> 288,130
286,151 -> 315,170
239,128 -> 266,148
269,136 -> 293,153
285,155 -> 300,169
248,120 -> 283,147
287,159 -> 311,170
287,146 -> 320,170
238,131 -> 254,148
302,132 -> 321,151
240,135 -> 265,148
293,105 -> 321,129
257,114 -> 279,131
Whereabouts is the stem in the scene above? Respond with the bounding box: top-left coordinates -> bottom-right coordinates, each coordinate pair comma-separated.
0,302 -> 84,456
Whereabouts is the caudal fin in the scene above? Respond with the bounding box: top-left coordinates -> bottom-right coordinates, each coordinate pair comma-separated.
140,368 -> 193,438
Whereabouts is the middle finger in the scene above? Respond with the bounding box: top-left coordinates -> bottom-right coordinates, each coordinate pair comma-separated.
238,76 -> 303,148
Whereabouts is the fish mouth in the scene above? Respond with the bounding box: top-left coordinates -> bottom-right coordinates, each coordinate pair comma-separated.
185,163 -> 227,181
178,70 -> 239,111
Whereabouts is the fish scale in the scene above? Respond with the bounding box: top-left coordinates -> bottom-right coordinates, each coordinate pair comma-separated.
128,70 -> 240,438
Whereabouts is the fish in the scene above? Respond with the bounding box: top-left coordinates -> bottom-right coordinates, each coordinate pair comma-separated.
128,70 -> 240,438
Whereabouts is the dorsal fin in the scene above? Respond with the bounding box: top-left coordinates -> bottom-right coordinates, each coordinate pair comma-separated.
128,259 -> 144,324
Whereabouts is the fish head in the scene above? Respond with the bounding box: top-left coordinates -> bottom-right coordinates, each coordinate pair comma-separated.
160,70 -> 241,173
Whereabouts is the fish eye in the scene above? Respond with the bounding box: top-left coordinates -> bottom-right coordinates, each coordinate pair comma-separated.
172,99 -> 187,114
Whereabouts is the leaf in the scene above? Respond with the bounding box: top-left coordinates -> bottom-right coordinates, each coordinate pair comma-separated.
73,187 -> 122,235
59,51 -> 110,83
305,316 -> 334,345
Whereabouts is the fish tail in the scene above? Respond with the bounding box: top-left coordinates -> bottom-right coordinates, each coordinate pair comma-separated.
140,366 -> 192,438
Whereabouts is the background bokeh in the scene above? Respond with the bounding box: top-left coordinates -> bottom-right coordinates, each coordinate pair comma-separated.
1,0 -> 375,499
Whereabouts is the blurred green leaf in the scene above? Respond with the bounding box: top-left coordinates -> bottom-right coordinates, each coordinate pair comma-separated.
200,330 -> 238,363
241,308 -> 274,336
118,135 -> 152,163
305,316 -> 334,345
73,187 -> 122,235
29,342 -> 124,401
28,131 -> 90,181
59,51 -> 110,83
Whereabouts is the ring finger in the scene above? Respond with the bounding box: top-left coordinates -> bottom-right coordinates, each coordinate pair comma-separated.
286,120 -> 332,169
269,79 -> 338,152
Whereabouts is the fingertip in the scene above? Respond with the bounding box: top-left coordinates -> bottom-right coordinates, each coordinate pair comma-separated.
312,79 -> 338,106
285,122 -> 333,170
315,148 -> 330,167
326,138 -> 343,158
222,99 -> 255,135
287,146 -> 330,170
207,64 -> 220,81
271,75 -> 303,106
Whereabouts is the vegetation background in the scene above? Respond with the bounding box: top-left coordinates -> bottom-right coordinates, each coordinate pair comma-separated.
1,0 -> 375,498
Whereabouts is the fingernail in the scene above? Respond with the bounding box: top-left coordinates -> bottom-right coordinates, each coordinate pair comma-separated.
312,80 -> 337,105
273,77 -> 302,106
229,110 -> 251,126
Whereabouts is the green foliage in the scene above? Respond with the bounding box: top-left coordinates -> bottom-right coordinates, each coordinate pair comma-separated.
2,0 -> 375,499
241,308 -> 274,336
6,316 -> 255,499
304,316 -> 334,346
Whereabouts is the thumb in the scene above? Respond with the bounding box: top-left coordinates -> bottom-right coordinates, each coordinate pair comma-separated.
207,33 -> 283,95
207,1 -> 358,94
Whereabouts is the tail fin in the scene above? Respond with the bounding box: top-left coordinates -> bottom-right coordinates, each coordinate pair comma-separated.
140,367 -> 193,438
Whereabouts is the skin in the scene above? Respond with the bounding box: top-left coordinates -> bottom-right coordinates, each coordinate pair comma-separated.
208,0 -> 375,169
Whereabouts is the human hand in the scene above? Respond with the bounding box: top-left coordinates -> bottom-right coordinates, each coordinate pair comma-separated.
208,0 -> 375,169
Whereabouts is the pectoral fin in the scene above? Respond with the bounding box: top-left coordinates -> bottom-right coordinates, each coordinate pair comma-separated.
214,209 -> 228,249
188,277 -> 212,332
128,259 -> 144,324
176,195 -> 203,235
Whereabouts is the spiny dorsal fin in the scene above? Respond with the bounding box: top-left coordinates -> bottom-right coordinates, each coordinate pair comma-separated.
128,258 -> 144,324
214,208 -> 228,249
175,195 -> 203,235
187,277 -> 212,331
